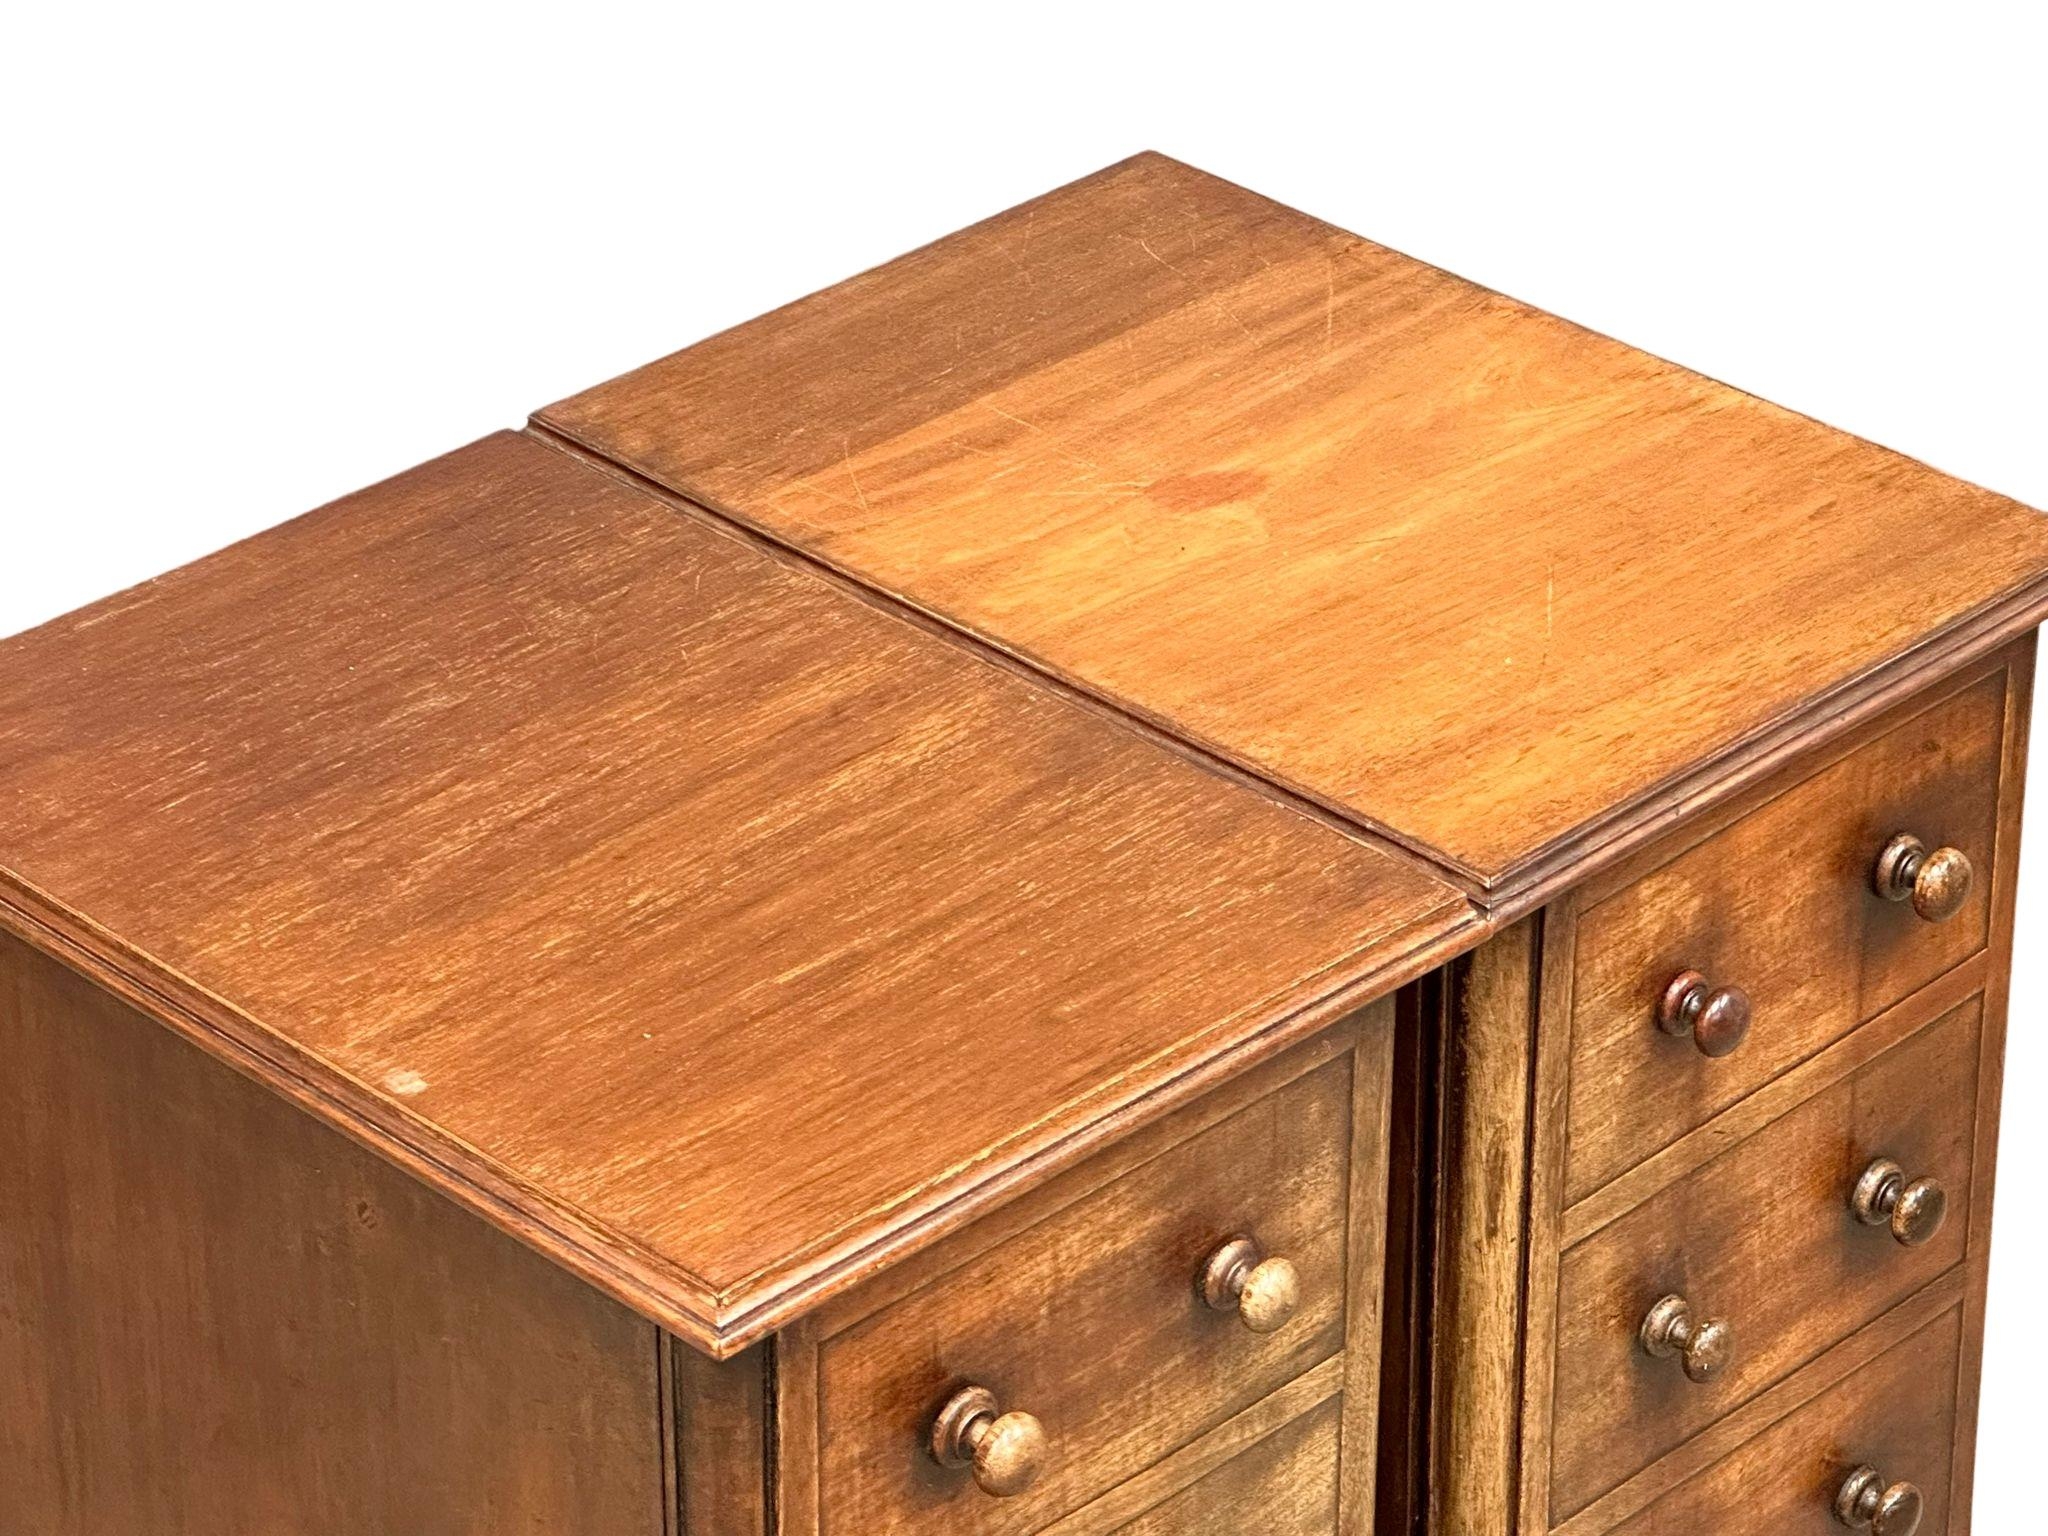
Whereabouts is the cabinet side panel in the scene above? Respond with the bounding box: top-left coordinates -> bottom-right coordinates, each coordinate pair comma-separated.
674,1339 -> 770,1536
0,931 -> 666,1536
1339,995 -> 1398,1536
1952,633 -> 2033,1529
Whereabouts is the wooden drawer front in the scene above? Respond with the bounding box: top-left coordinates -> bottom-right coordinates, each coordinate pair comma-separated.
1565,672 -> 2003,1205
1104,1399 -> 1340,1535
1605,1306 -> 1962,1536
1550,1000 -> 1979,1519
813,1055 -> 1354,1536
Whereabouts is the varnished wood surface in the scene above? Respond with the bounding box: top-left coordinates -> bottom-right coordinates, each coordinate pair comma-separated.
763,1026 -> 1376,1536
0,429 -> 1469,1353
0,153 -> 2037,1536
1104,1398 -> 1341,1535
1553,1274 -> 1966,1535
1604,1304 -> 1962,1536
1033,1359 -> 1346,1536
1564,669 -> 2005,1204
536,151 -> 2048,897
1563,955 -> 1987,1249
1431,921 -> 1542,1535
1548,999 -> 1980,1519
0,931 -> 667,1536
1523,646 -> 2033,1536
1337,998 -> 1400,1535
1947,634 -> 2030,1531
672,1342 -> 769,1536
810,1056 -> 1355,1536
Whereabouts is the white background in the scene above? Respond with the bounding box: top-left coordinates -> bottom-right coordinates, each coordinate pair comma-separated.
5,3 -> 2045,1523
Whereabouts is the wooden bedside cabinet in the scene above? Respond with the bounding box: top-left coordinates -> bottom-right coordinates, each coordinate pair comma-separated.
3,154 -> 2044,1535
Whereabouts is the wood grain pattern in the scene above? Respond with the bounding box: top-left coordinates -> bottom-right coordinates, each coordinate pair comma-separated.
1604,1304 -> 1962,1536
1338,996 -> 1399,1536
1520,897 -> 1582,1536
768,1022 -> 1372,1536
810,1056 -> 1355,1536
1033,1359 -> 1345,1536
772,1321 -> 824,1536
673,1341 -> 770,1536
1563,670 -> 2005,1204
536,151 -> 2048,896
0,930 -> 666,1536
1563,953 -> 1988,1249
1549,999 -> 1981,1519
804,1028 -> 1359,1342
1555,1274 -> 1967,1536
0,429 -> 1466,1353
1947,636 -> 2031,1532
1431,920 -> 1542,1536
1103,1397 -> 1342,1536
1524,646 -> 2033,1536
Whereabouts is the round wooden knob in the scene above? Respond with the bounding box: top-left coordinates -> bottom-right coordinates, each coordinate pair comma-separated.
1639,1294 -> 1734,1383
1850,1158 -> 1949,1247
1657,970 -> 1752,1058
1199,1236 -> 1302,1334
1873,834 -> 1973,922
1835,1465 -> 1924,1535
930,1386 -> 1047,1498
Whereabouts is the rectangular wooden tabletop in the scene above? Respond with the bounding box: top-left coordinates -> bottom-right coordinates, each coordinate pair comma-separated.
0,430 -> 1470,1351
538,152 -> 2048,898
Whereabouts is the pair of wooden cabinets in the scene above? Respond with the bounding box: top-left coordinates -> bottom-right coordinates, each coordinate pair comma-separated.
3,155 -> 2044,1533
0,645 -> 2019,1534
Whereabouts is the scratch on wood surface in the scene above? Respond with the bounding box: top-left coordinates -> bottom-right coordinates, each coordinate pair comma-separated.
782,475 -> 869,517
1132,236 -> 1192,284
1208,296 -> 1259,348
842,438 -> 872,517
981,226 -> 1036,286
981,402 -> 1101,472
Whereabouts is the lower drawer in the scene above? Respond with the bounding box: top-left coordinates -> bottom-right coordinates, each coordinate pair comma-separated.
1103,1398 -> 1340,1535
1606,1304 -> 1962,1535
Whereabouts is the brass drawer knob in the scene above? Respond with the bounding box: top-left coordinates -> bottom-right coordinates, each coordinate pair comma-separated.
1873,833 -> 1973,922
1835,1465 -> 1924,1535
1199,1236 -> 1302,1334
1639,1294 -> 1733,1383
931,1385 -> 1048,1498
1850,1157 -> 1948,1247
1656,970 -> 1752,1058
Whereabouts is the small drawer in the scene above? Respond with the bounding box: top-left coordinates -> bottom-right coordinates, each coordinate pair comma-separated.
1604,1306 -> 1962,1536
1564,671 -> 2004,1205
814,1054 -> 1356,1536
1549,999 -> 1979,1519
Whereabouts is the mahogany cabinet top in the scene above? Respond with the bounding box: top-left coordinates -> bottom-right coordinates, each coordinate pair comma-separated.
0,431 -> 1468,1352
4,155 -> 2046,1355
539,152 -> 2048,897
